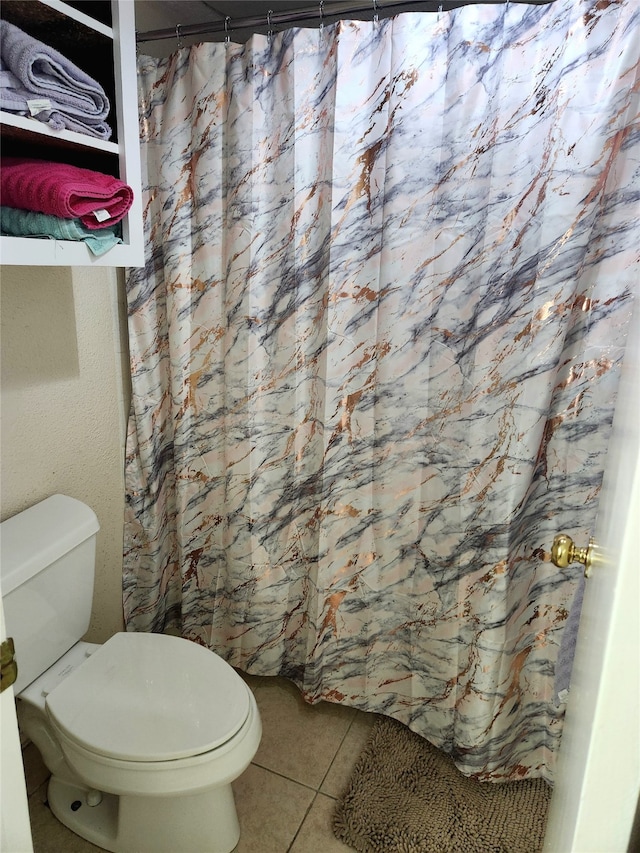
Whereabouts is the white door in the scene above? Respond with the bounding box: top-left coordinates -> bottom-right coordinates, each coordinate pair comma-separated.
0,594 -> 34,853
543,299 -> 640,852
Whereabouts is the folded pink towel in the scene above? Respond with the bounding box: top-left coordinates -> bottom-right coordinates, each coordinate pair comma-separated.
0,157 -> 133,229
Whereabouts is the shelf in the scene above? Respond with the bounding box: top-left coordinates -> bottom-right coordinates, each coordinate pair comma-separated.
39,0 -> 113,37
0,112 -> 119,155
0,233 -> 142,267
0,0 -> 144,267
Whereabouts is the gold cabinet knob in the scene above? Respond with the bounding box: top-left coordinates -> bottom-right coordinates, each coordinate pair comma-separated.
551,533 -> 595,577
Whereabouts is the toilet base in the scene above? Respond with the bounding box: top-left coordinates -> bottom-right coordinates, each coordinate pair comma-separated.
48,776 -> 240,853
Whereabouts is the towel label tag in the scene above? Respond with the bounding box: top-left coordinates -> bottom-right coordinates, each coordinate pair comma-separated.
93,209 -> 111,223
27,98 -> 52,116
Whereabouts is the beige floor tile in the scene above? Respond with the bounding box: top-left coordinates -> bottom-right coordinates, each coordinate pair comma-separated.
251,677 -> 357,789
320,710 -> 378,798
232,763 -> 315,853
29,784 -> 104,853
236,670 -> 275,692
289,793 -> 354,853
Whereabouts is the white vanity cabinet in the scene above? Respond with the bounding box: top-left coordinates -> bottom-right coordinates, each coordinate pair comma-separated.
0,0 -> 143,267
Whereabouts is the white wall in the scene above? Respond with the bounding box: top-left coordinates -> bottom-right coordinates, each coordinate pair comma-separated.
135,0 -> 214,57
0,265 -> 130,642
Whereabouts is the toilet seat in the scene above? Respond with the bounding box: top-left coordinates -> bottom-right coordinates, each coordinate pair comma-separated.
45,632 -> 250,763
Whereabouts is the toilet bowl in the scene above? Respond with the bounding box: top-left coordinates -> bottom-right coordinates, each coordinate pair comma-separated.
18,633 -> 261,853
1,495 -> 262,853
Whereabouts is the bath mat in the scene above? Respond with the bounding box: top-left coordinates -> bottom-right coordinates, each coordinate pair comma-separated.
333,716 -> 552,853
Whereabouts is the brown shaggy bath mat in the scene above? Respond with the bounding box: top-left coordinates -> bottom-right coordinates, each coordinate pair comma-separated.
333,716 -> 551,853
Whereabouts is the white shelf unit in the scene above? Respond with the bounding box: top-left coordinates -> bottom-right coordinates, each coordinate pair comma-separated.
0,0 -> 144,267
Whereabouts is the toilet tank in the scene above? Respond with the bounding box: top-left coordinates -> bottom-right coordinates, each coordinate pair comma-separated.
0,494 -> 100,694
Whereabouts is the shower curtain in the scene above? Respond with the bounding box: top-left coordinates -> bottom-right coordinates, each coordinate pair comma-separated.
125,0 -> 639,782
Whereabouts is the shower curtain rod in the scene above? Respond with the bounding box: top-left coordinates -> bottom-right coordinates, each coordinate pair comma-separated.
136,0 -> 535,44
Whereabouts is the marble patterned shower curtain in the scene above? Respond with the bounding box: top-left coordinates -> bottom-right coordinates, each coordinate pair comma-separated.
125,0 -> 639,782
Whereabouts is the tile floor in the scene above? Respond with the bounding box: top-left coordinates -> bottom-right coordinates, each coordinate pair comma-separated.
23,673 -> 377,853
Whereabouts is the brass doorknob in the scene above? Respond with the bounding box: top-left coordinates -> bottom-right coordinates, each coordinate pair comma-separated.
551,533 -> 595,577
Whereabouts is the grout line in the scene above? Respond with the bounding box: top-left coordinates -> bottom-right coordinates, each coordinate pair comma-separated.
249,760 -> 337,797
248,705 -> 359,796
316,711 -> 357,794
286,791 -> 320,853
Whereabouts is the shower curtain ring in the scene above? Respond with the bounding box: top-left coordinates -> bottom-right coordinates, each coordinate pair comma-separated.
267,9 -> 273,41
319,0 -> 324,35
224,16 -> 231,44
438,3 -> 443,21
372,0 -> 379,24
175,23 -> 183,49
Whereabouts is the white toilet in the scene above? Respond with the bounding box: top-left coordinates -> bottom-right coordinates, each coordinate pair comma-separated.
1,494 -> 261,853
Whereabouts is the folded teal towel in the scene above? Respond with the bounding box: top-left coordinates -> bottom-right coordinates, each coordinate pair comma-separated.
0,206 -> 122,256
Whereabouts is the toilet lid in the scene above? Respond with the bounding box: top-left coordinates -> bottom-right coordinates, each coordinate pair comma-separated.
45,633 -> 251,762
